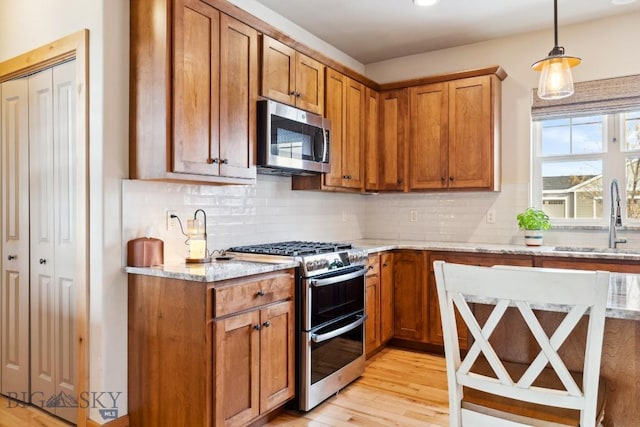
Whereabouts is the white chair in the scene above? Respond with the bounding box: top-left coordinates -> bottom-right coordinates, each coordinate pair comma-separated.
433,261 -> 609,427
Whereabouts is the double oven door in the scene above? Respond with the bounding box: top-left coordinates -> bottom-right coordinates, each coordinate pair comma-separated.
299,266 -> 366,411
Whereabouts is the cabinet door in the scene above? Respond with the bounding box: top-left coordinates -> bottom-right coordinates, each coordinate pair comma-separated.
379,89 -> 408,191
215,310 -> 260,427
0,76 -> 30,398
295,53 -> 325,115
364,262 -> 380,355
365,87 -> 380,191
323,68 -> 345,187
393,251 -> 427,342
409,83 -> 448,190
261,36 -> 296,106
173,0 -> 220,175
259,300 -> 295,413
448,76 -> 493,189
219,14 -> 258,179
342,78 -> 365,189
380,252 -> 394,343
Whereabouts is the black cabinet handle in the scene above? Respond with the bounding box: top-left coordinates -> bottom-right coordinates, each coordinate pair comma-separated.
263,321 -> 271,328
7,255 -> 16,261
257,290 -> 265,297
212,158 -> 220,164
296,92 -> 302,98
221,158 -> 229,164
290,90 -> 296,96
441,177 -> 446,181
450,176 -> 454,181
368,265 -> 374,270
39,258 -> 47,265
254,324 -> 262,331
382,263 -> 388,267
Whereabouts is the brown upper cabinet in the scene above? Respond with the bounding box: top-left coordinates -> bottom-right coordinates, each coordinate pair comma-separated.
377,89 -> 409,192
292,69 -> 366,191
364,87 -> 380,191
131,0 -> 258,184
261,36 -> 325,115
408,75 -> 501,191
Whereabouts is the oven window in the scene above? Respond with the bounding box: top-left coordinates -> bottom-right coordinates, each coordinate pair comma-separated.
271,116 -> 325,161
310,315 -> 364,385
311,268 -> 365,329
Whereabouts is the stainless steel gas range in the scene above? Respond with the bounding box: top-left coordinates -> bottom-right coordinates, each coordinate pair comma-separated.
228,241 -> 368,411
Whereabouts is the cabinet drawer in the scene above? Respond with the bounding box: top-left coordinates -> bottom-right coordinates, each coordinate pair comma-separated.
366,254 -> 380,277
214,272 -> 294,317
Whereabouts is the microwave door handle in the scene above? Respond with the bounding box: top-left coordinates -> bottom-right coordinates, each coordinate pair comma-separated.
322,129 -> 330,162
310,314 -> 367,343
309,268 -> 366,287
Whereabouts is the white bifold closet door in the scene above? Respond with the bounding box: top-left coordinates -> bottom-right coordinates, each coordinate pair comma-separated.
0,64 -> 30,402
28,60 -> 78,424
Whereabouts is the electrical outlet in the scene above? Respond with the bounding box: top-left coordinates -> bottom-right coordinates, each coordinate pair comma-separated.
410,210 -> 418,222
486,210 -> 496,224
167,210 -> 178,231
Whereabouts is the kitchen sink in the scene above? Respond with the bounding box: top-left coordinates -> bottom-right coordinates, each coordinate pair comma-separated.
553,246 -> 640,255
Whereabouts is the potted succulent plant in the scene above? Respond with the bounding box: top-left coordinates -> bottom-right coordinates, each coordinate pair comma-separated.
516,207 -> 551,246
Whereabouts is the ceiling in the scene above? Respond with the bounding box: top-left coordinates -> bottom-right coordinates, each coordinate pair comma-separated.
255,0 -> 640,64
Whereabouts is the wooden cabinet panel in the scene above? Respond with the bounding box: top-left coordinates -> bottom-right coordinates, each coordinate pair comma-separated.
319,68 -> 364,190
537,257 -> 640,273
365,254 -> 381,357
393,251 -> 427,342
295,54 -> 325,115
408,75 -> 500,191
380,252 -> 394,344
408,83 -> 448,190
448,76 -> 493,189
173,0 -> 220,175
130,0 -> 257,184
427,252 -> 533,348
214,271 -> 294,317
261,36 -> 296,106
323,68 -> 345,188
219,14 -> 258,179
129,269 -> 295,427
215,310 -> 261,427
261,36 -> 324,115
379,89 -> 408,191
365,87 -> 380,191
259,300 -> 295,413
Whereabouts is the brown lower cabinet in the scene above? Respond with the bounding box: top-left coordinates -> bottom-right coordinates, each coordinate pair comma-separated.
393,250 -> 429,342
426,252 -> 534,349
128,269 -> 295,427
365,252 -> 394,357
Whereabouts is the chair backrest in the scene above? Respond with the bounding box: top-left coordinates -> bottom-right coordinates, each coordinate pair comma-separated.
433,261 -> 609,427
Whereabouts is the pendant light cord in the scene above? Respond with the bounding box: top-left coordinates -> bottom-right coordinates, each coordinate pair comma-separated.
553,0 -> 558,48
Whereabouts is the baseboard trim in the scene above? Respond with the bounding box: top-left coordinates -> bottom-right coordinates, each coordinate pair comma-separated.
87,414 -> 129,427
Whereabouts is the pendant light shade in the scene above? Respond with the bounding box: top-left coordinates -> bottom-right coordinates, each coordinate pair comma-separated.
532,0 -> 581,100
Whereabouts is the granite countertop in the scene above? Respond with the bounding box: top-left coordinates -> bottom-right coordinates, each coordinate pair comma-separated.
124,258 -> 299,282
125,239 -> 640,320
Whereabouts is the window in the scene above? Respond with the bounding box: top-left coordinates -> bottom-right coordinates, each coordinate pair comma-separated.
531,75 -> 640,225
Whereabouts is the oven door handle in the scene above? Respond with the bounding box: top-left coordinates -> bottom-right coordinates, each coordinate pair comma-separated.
310,314 -> 367,344
309,268 -> 366,287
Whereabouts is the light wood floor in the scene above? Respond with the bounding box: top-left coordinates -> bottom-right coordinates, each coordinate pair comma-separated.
266,348 -> 450,426
0,396 -> 71,427
0,348 -> 449,427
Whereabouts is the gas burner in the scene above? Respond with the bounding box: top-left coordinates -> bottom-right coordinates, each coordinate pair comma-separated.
229,241 -> 353,257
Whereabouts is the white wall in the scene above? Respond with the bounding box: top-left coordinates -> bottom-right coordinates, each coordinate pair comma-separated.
364,12 -> 640,248
0,0 -> 130,423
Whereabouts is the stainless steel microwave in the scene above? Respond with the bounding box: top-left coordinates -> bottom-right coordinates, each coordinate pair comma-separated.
257,99 -> 331,175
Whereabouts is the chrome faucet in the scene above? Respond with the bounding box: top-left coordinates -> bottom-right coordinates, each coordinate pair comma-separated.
609,178 -> 626,249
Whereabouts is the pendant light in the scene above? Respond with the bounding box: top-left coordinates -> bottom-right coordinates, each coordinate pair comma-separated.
532,0 -> 581,100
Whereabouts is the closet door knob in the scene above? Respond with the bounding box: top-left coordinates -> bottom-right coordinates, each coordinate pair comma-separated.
7,255 -> 16,261
39,258 -> 47,265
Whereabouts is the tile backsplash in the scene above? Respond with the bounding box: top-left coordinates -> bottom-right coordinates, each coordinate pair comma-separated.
122,177 -> 640,265
122,175 -> 365,264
